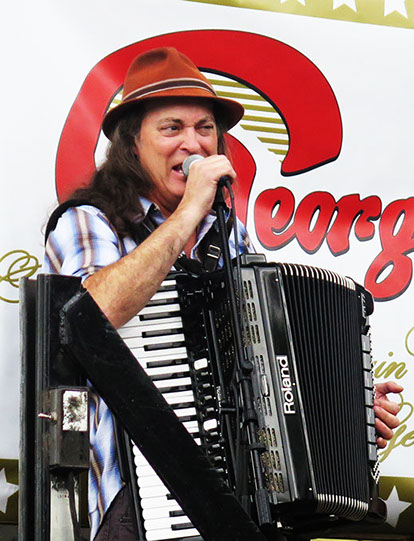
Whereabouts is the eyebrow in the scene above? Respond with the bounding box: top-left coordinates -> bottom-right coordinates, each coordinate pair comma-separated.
158,115 -> 216,126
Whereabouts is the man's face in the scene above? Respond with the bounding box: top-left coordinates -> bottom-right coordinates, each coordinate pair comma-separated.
134,99 -> 218,216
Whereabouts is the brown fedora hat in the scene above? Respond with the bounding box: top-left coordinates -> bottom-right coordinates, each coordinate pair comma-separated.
102,47 -> 245,139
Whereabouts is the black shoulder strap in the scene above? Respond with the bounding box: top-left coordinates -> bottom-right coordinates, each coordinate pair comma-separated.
45,199 -> 94,243
197,214 -> 234,272
45,199 -> 233,273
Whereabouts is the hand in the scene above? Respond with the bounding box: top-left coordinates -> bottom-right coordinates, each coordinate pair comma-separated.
374,381 -> 404,448
181,154 -> 236,219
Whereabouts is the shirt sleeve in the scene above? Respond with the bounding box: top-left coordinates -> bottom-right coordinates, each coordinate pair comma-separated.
232,217 -> 256,255
44,205 -> 124,281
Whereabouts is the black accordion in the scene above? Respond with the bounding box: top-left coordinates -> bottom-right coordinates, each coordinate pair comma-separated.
117,255 -> 385,539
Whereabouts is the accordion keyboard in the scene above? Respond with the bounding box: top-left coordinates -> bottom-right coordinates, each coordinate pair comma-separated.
117,278 -> 202,541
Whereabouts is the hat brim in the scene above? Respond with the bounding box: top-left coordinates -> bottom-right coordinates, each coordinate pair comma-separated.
102,87 -> 244,139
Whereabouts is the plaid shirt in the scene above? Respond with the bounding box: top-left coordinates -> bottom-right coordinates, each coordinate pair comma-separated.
44,197 -> 252,538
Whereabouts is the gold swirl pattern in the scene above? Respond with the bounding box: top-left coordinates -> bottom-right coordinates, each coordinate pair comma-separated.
0,250 -> 41,303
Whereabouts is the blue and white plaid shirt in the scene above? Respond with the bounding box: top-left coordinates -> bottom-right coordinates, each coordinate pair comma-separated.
44,197 -> 252,538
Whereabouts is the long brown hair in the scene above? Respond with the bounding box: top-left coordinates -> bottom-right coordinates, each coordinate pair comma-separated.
71,101 -> 227,238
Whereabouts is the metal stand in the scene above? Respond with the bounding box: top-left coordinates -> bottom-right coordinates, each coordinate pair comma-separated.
213,187 -> 271,526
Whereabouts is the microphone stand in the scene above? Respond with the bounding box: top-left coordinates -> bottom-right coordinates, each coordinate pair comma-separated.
212,184 -> 272,528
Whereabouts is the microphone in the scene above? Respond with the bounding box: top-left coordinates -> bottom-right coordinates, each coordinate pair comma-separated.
182,154 -> 204,177
182,155 -> 230,188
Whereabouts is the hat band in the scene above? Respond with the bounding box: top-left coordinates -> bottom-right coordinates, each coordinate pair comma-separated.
123,77 -> 217,103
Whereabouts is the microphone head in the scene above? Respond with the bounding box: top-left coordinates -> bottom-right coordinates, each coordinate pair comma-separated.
182,154 -> 204,177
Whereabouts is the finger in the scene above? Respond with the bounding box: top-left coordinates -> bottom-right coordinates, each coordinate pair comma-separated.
376,436 -> 388,449
374,404 -> 400,429
376,381 -> 404,397
375,415 -> 396,440
188,156 -> 236,185
374,397 -> 401,415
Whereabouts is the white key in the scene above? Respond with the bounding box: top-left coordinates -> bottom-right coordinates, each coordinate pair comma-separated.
137,474 -> 167,489
135,464 -> 157,478
162,390 -> 194,404
146,526 -> 199,540
146,290 -> 179,303
182,420 -> 199,432
175,406 -> 197,418
153,376 -> 192,390
142,505 -> 183,520
137,303 -> 181,318
125,333 -> 185,349
145,364 -> 190,378
140,484 -> 170,498
140,495 -> 182,510
144,515 -> 193,531
131,353 -> 189,370
130,346 -> 188,360
118,318 -> 183,339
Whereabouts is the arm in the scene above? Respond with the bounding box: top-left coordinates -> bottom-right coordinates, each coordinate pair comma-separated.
374,381 -> 404,448
84,155 -> 236,329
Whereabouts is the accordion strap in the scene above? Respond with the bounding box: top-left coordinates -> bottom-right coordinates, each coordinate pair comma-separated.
45,199 -> 232,273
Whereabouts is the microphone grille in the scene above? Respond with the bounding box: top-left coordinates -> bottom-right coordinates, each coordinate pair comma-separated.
182,154 -> 204,177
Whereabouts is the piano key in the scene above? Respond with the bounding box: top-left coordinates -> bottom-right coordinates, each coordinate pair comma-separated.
158,279 -> 178,289
169,510 -> 186,517
138,475 -> 167,489
146,357 -> 189,369
138,303 -> 181,317
172,522 -> 195,531
143,506 -> 183,520
125,333 -> 185,349
139,308 -> 182,322
146,526 -> 199,540
144,516 -> 194,531
160,390 -> 194,404
171,406 -> 197,418
145,364 -> 190,378
123,303 -> 181,324
147,289 -> 179,302
130,346 -> 188,360
153,378 -> 193,391
149,372 -> 191,384
118,318 -> 183,339
140,484 -> 170,498
141,495 -> 182,511
135,464 -> 160,478
133,354 -> 189,370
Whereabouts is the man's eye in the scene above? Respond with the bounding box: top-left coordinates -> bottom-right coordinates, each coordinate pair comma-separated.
162,125 -> 180,134
199,124 -> 215,133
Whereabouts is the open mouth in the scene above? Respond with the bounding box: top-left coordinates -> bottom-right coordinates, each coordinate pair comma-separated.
172,164 -> 184,174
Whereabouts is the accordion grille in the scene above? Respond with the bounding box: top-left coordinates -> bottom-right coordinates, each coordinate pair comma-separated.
278,264 -> 370,519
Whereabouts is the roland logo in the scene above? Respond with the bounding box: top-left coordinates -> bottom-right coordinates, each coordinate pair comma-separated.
277,355 -> 296,415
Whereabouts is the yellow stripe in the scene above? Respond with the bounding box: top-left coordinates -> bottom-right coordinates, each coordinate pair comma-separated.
258,136 -> 290,145
208,78 -> 248,88
242,114 -> 285,125
268,148 -> 289,156
243,104 -> 278,113
241,123 -> 288,135
216,90 -> 267,102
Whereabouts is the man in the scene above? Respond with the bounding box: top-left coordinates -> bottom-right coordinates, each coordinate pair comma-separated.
45,47 -> 402,539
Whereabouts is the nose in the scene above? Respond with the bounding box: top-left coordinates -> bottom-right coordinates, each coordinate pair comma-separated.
180,127 -> 202,154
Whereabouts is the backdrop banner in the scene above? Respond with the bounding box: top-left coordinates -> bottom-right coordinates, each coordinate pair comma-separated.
1,0 -> 413,534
